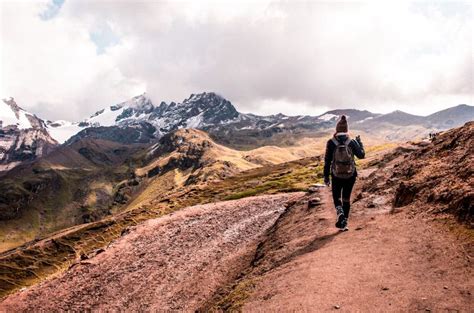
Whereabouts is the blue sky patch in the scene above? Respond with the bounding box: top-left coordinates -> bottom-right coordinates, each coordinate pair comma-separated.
39,0 -> 65,20
89,22 -> 121,55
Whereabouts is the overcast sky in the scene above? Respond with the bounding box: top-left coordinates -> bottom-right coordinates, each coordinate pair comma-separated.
1,0 -> 472,121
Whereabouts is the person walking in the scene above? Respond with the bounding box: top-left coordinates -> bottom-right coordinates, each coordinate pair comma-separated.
323,115 -> 365,231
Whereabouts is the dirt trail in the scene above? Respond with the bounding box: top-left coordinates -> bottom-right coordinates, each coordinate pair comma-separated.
0,193 -> 302,312
1,175 -> 472,312
238,176 -> 472,312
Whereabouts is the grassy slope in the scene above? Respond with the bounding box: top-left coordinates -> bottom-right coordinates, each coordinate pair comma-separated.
0,139 -> 145,252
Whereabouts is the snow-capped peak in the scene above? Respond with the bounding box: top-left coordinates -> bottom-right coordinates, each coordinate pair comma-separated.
82,93 -> 155,128
1,98 -> 34,129
184,92 -> 223,104
122,93 -> 153,110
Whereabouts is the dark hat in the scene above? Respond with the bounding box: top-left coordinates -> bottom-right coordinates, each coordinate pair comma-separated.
336,115 -> 348,133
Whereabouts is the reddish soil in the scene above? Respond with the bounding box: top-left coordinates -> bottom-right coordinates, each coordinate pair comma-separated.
0,194 -> 301,312
242,182 -> 472,312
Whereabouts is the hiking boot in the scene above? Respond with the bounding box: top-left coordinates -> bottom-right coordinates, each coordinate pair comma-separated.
338,217 -> 349,231
335,206 -> 345,229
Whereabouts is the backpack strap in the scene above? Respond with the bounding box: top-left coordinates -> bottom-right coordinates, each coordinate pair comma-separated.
331,138 -> 339,146
344,138 -> 351,146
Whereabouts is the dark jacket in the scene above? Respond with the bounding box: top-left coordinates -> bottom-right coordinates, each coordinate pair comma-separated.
324,133 -> 365,179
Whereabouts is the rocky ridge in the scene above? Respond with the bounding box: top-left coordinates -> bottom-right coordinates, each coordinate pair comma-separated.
0,98 -> 57,172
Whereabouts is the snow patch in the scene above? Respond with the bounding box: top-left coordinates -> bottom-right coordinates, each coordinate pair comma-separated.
186,113 -> 204,128
318,113 -> 338,121
86,106 -> 125,127
17,111 -> 33,129
356,116 -> 374,123
0,100 -> 32,129
47,122 -> 83,144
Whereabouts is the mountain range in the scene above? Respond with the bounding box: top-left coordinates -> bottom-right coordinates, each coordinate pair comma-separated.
1,92 -> 473,172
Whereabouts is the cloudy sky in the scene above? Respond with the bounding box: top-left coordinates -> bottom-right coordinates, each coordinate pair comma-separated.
1,0 -> 472,121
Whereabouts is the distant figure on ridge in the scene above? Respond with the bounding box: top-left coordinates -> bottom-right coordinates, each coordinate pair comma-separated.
324,115 -> 365,231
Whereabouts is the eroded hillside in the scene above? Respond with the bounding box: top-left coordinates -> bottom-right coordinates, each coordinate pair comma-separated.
361,121 -> 473,225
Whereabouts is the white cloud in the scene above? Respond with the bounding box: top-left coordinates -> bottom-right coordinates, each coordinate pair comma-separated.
0,0 -> 472,120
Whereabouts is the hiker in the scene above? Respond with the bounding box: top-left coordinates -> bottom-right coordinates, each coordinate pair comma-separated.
323,115 -> 365,231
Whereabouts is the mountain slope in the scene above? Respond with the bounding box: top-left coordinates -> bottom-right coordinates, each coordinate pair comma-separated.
425,104 -> 474,129
0,127 -> 318,252
363,121 -> 473,224
0,194 -> 300,311
1,124 -> 472,310
118,128 -> 316,212
363,110 -> 425,126
0,138 -> 147,251
0,98 -> 57,172
317,109 -> 379,123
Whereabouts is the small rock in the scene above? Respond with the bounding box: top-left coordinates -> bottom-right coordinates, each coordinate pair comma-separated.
355,226 -> 363,231
425,308 -> 431,312
382,287 -> 389,291
334,305 -> 340,309
94,248 -> 105,255
307,187 -> 318,193
443,286 -> 448,290
308,198 -> 322,208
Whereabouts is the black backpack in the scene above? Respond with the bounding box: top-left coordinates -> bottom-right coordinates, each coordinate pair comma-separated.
331,137 -> 355,179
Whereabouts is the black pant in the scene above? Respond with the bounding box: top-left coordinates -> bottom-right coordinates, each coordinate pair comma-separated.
331,175 -> 356,218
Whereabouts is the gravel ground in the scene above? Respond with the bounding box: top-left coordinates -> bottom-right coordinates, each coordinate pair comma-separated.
0,193 -> 303,312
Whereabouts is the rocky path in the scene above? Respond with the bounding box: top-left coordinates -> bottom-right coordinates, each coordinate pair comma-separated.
0,193 -> 302,312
